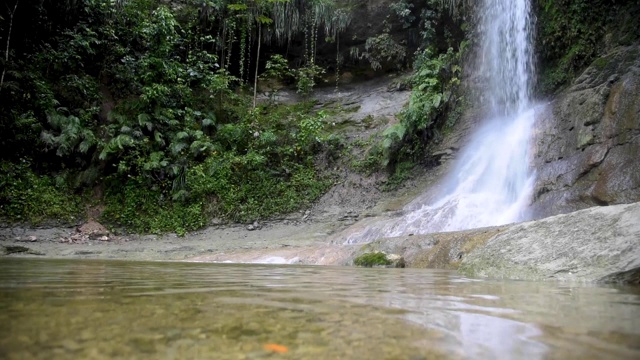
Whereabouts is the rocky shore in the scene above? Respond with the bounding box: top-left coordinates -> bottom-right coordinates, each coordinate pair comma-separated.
2,201 -> 639,284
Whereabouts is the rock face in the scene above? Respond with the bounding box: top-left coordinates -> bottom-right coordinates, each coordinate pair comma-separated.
344,202 -> 640,283
458,202 -> 640,283
531,45 -> 640,218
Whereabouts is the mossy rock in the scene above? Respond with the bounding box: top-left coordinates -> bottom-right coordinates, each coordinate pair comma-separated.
592,57 -> 608,70
354,252 -> 404,268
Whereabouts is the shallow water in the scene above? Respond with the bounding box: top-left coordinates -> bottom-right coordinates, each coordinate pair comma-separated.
0,259 -> 639,359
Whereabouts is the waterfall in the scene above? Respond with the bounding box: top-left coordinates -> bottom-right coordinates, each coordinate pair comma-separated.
346,0 -> 537,243
481,0 -> 535,115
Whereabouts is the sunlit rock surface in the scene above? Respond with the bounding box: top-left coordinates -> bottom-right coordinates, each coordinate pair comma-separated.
458,202 -> 640,283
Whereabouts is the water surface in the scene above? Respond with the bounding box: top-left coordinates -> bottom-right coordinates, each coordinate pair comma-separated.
0,259 -> 639,359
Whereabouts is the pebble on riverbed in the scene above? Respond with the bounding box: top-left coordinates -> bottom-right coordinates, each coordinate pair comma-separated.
246,221 -> 261,231
60,221 -> 112,243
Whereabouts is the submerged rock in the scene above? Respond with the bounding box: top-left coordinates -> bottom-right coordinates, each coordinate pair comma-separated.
458,202 -> 640,283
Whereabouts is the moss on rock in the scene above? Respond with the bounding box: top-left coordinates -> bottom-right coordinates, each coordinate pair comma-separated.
354,252 -> 392,267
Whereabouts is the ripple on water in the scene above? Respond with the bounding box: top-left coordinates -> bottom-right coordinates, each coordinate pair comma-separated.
0,259 -> 639,360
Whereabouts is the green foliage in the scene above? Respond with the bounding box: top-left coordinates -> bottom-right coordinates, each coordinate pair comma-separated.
352,144 -> 384,175
295,64 -> 326,97
351,33 -> 407,71
537,0 -> 640,93
381,161 -> 414,192
0,0 -> 340,233
402,47 -> 462,133
262,54 -> 293,80
373,44 -> 464,173
359,35 -> 465,183
354,252 -> 392,267
0,161 -> 83,224
381,123 -> 407,167
99,103 -> 332,229
390,0 -> 416,29
184,107 -> 332,222
102,176 -> 206,236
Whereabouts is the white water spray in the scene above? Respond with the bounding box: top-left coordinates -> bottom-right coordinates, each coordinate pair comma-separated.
346,0 -> 537,243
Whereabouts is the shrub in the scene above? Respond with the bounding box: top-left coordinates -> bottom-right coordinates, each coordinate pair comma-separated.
0,160 -> 83,224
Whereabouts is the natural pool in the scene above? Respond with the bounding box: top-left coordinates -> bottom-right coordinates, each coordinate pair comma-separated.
0,258 -> 638,359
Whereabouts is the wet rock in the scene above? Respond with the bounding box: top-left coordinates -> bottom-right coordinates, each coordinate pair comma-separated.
386,254 -> 406,268
61,340 -> 82,352
459,202 -> 640,283
531,45 -> 640,218
352,251 -> 405,268
431,148 -> 456,164
62,221 -> 111,243
339,211 -> 359,222
1,245 -> 45,256
15,236 -> 37,242
77,221 -> 109,238
74,250 -> 102,255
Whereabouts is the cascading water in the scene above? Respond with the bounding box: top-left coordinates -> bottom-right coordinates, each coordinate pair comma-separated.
346,0 -> 538,243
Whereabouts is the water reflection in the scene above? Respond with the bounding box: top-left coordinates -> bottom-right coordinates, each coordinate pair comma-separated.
0,259 -> 638,359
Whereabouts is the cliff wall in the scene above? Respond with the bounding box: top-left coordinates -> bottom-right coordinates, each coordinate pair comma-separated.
531,45 -> 640,218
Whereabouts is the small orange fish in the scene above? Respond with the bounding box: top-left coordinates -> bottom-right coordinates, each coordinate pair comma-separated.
263,343 -> 289,353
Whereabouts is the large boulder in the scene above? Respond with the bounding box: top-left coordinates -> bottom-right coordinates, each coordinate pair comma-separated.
458,202 -> 640,283
346,202 -> 640,283
531,45 -> 640,218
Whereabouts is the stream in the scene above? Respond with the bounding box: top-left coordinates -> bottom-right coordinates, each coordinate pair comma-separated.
1,259 -> 639,359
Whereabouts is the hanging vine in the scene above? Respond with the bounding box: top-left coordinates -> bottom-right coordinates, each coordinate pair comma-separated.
225,18 -> 236,72
239,16 -> 247,81
325,7 -> 352,88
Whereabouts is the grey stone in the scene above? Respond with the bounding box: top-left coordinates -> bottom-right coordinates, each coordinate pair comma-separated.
386,253 -> 406,268
531,45 -> 640,219
246,221 -> 260,231
459,202 -> 640,283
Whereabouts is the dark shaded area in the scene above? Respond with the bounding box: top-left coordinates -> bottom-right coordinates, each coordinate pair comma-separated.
600,267 -> 640,285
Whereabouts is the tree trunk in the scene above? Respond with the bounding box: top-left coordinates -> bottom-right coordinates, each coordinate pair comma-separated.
0,1 -> 19,94
253,23 -> 261,109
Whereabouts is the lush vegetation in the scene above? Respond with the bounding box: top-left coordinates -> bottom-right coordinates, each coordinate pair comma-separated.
4,0 -> 630,233
0,160 -> 83,224
0,0 -> 352,232
537,0 -> 640,94
0,0 -> 475,232
356,0 -> 468,176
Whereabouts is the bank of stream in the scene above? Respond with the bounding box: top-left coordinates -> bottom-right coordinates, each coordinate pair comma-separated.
2,74 -> 639,284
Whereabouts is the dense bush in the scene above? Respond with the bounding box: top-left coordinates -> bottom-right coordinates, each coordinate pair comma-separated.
0,161 -> 83,224
351,0 -> 468,175
377,39 -> 466,173
537,0 -> 640,94
0,0 -> 338,232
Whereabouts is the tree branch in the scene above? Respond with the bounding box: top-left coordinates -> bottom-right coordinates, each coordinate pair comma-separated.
0,0 -> 18,94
